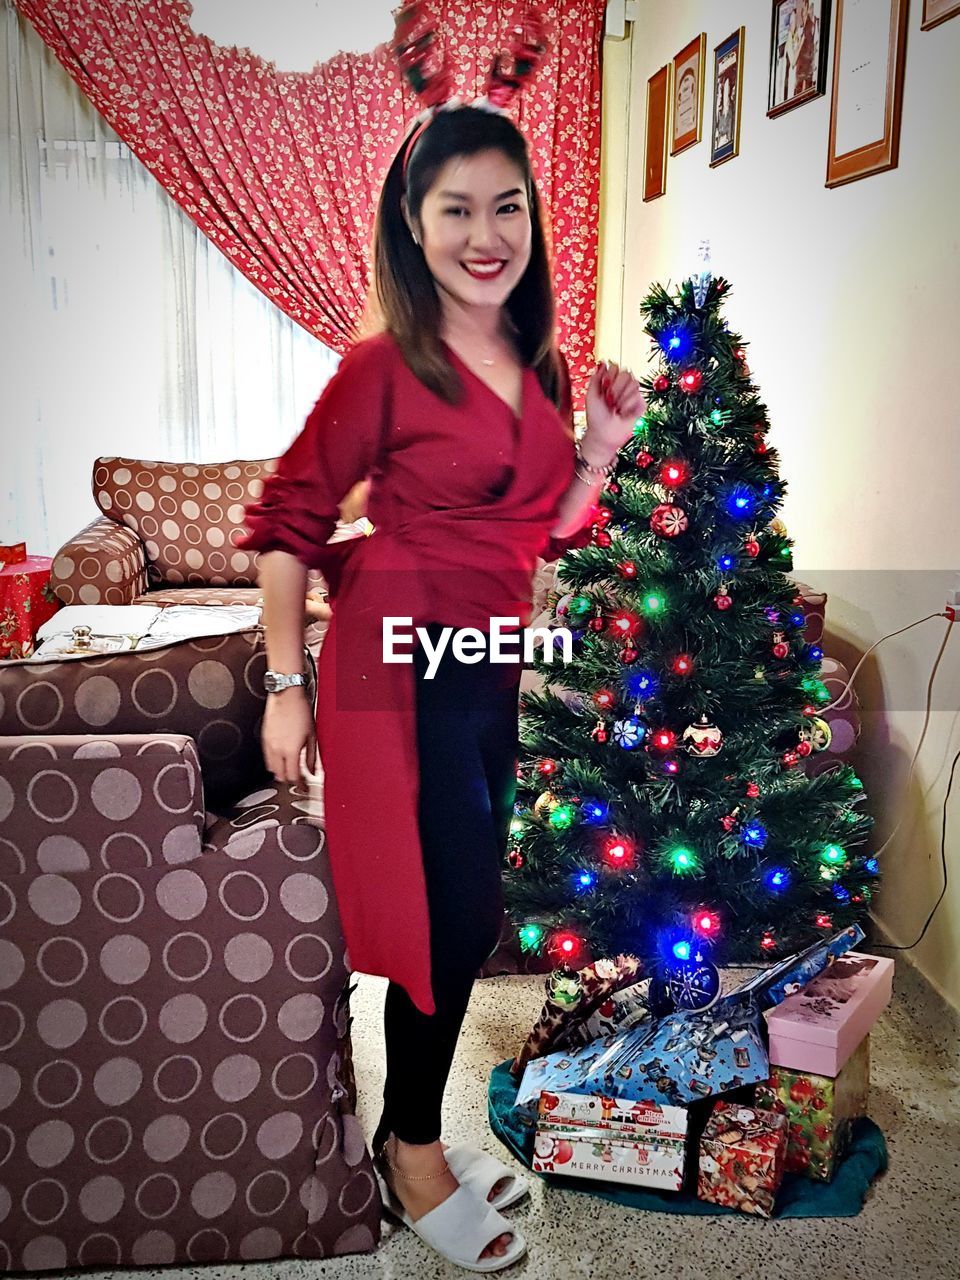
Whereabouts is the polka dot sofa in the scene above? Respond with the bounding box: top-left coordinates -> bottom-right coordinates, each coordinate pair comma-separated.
0,630 -> 381,1271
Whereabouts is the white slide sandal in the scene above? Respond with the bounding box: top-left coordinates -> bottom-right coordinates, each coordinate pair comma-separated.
374,1167 -> 527,1273
443,1143 -> 530,1210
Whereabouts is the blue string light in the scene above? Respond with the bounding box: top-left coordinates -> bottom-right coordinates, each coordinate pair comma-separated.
865,857 -> 879,874
625,669 -> 659,700
764,867 -> 791,891
581,800 -> 608,824
742,823 -> 768,849
724,486 -> 758,520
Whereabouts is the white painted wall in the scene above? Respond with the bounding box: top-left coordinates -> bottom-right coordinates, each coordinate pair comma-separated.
597,2 -> 960,1005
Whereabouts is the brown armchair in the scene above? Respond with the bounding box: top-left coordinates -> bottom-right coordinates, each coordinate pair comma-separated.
50,457 -> 282,608
0,632 -> 381,1270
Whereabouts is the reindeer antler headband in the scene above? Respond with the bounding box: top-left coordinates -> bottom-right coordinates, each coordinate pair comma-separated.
391,1 -> 549,184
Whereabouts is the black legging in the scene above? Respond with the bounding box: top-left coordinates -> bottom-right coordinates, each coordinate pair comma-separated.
372,623 -> 521,1149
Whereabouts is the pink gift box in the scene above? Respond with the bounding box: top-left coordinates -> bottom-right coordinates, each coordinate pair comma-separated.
764,952 -> 893,1076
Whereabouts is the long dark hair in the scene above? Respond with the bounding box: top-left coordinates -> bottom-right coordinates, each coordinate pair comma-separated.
368,105 -> 565,410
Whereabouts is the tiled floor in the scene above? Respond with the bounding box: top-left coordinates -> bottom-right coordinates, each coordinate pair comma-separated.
54,960 -> 959,1280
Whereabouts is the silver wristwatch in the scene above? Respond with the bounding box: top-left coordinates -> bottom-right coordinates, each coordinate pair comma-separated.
263,670 -> 307,695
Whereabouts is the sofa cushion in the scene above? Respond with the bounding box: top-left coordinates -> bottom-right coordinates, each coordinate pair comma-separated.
93,457 -> 277,588
0,631 -> 272,812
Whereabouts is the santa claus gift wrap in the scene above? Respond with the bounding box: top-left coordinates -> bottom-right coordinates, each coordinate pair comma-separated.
754,1036 -> 871,1182
697,1102 -> 789,1217
534,1091 -> 688,1191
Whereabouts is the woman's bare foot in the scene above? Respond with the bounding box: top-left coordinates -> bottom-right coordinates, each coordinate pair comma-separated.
380,1134 -> 514,1260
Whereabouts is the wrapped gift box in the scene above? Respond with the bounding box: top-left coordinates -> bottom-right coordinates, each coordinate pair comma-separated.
565,979 -> 652,1047
581,993 -> 770,1106
515,1035 -> 619,1118
533,1090 -> 687,1191
697,1101 -> 788,1217
732,924 -> 865,1009
754,1036 -> 871,1182
763,952 -> 893,1076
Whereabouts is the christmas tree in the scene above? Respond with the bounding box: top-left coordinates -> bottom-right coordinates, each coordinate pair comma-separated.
507,275 -> 877,992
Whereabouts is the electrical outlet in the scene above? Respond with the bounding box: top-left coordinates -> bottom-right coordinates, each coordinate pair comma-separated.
945,583 -> 960,623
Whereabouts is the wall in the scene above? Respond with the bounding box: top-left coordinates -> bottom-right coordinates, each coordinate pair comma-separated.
596,2 -> 960,1006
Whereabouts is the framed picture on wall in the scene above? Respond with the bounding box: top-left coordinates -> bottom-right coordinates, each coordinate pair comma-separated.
710,28 -> 745,167
643,64 -> 671,201
767,0 -> 832,117
670,34 -> 705,154
826,0 -> 908,187
922,0 -> 960,29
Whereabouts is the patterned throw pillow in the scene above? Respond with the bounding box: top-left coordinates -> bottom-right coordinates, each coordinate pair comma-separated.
92,457 -> 278,588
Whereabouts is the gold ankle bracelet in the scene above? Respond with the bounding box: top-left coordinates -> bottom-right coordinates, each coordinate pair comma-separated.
381,1151 -> 450,1182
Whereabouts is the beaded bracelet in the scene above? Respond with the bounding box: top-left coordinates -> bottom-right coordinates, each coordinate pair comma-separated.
574,442 -> 616,483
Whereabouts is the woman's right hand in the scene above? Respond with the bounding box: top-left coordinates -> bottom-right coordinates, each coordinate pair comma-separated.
262,689 -> 317,784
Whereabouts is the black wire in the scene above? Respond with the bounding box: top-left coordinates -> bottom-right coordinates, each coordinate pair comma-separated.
872,743 -> 960,952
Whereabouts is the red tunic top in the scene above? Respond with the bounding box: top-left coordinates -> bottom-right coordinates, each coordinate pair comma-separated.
239,331 -> 590,1014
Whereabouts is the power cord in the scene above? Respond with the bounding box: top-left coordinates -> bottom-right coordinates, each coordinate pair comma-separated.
814,611 -> 956,949
872,741 -> 959,952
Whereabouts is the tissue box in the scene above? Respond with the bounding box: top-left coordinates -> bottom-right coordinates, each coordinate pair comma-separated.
533,1091 -> 688,1191
754,1036 -> 871,1181
764,952 -> 893,1076
697,1102 -> 788,1217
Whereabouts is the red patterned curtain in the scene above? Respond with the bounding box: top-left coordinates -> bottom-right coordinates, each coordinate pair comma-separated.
14,0 -> 607,399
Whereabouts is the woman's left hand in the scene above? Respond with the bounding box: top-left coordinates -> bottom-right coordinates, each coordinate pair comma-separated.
582,361 -> 646,464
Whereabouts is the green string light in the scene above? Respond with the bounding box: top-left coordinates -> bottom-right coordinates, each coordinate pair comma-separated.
549,804 -> 576,831
519,923 -> 545,953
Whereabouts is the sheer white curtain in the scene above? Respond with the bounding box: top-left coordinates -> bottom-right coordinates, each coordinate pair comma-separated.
0,0 -> 340,556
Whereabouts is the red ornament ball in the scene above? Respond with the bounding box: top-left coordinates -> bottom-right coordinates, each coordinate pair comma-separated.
595,506 -> 613,527
636,450 -> 654,469
782,750 -> 800,769
650,503 -> 689,537
594,529 -> 612,548
745,782 -> 760,798
721,813 -> 738,833
714,590 -> 733,611
678,369 -> 703,394
744,537 -> 760,558
507,848 -> 524,869
653,375 -> 671,393
796,741 -> 814,758
761,932 -> 777,952
772,632 -> 790,659
607,482 -> 620,495
588,618 -> 605,632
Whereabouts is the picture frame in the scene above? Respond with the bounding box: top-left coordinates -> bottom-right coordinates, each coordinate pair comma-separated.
643,64 -> 671,202
921,0 -> 960,30
826,0 -> 908,187
767,0 -> 832,118
670,34 -> 705,155
710,27 -> 745,167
